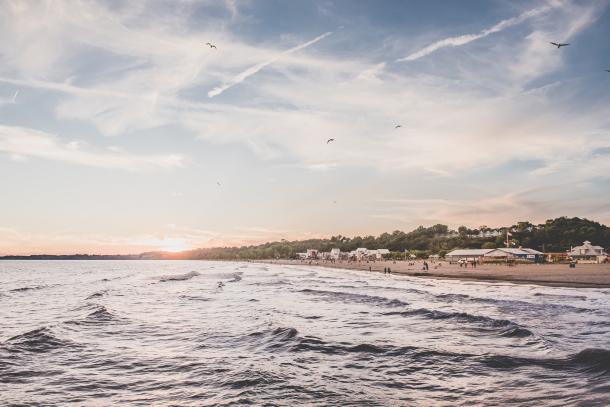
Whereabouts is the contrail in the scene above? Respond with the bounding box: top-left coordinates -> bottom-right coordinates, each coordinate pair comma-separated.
208,31 -> 333,98
396,4 -> 553,62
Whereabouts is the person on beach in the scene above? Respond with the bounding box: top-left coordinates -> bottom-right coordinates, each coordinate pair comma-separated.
388,267 -> 391,274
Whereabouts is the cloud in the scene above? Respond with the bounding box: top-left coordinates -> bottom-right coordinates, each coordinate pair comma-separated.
0,125 -> 184,171
371,185 -> 610,229
0,0 -> 609,250
207,31 -> 333,97
0,89 -> 18,105
396,4 -> 554,62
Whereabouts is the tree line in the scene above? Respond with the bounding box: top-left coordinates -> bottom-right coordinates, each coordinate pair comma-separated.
146,217 -> 609,261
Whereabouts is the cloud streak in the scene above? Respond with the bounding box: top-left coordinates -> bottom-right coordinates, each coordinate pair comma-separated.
0,125 -> 184,171
396,4 -> 553,62
208,31 -> 333,97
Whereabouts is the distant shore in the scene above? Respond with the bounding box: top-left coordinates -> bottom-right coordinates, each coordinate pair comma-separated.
256,259 -> 610,288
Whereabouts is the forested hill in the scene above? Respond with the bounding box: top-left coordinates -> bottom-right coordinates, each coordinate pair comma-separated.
145,217 -> 610,261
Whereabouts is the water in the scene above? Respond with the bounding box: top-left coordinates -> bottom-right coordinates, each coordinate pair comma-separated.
1,260 -> 609,406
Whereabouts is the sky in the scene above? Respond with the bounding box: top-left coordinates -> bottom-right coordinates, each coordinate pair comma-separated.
1,0 -> 610,255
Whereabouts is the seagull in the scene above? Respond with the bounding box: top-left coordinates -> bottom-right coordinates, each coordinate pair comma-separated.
205,42 -> 217,49
216,181 -> 221,186
394,124 -> 402,129
550,42 -> 570,48
605,69 -> 610,73
11,90 -> 19,103
326,138 -> 335,144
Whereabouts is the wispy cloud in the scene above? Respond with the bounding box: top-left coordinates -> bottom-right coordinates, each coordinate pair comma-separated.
0,125 -> 184,171
0,89 -> 18,105
396,4 -> 553,62
208,31 -> 333,97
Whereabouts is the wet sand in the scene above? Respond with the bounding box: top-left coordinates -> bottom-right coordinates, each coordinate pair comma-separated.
259,259 -> 610,288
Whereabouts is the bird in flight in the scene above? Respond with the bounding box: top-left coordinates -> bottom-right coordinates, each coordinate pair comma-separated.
11,90 -> 19,103
326,138 -> 335,144
205,42 -> 217,49
216,181 -> 221,186
605,69 -> 610,73
394,124 -> 402,129
550,42 -> 569,48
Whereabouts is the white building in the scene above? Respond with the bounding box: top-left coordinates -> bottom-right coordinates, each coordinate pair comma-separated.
375,249 -> 391,259
445,249 -> 493,262
446,247 -> 544,263
346,248 -> 391,261
568,241 -> 608,264
306,249 -> 319,259
330,248 -> 341,260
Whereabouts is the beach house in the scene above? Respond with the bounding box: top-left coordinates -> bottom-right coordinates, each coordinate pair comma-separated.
483,248 -> 544,262
568,241 -> 608,264
446,247 -> 544,263
445,249 -> 493,263
367,249 -> 390,260
306,249 -> 319,259
329,248 -> 341,260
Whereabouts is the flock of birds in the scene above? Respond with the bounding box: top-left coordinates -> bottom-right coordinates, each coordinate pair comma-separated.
3,39 -> 604,193
203,39 -> 609,188
201,37 -> 608,190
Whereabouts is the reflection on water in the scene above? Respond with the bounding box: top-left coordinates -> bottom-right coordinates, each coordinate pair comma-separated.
1,260 -> 609,405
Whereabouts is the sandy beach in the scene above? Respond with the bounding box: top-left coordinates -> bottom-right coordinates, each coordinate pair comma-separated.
258,259 -> 610,288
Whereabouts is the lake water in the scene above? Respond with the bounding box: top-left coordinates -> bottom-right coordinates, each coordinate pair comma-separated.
1,260 -> 609,406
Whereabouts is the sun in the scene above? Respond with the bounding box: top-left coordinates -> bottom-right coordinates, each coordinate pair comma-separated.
160,239 -> 190,253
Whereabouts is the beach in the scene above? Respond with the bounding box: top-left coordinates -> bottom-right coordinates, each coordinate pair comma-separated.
260,259 -> 610,288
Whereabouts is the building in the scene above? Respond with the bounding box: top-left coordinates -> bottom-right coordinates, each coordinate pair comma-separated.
372,249 -> 390,260
568,241 -> 608,264
484,248 -> 543,262
306,249 -> 319,259
329,248 -> 341,260
446,247 -> 544,263
445,249 -> 494,263
346,248 -> 391,261
521,248 -> 545,262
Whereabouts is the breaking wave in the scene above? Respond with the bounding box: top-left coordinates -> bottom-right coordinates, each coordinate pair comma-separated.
158,271 -> 200,282
9,284 -> 57,293
300,289 -> 409,307
3,327 -> 78,353
85,289 -> 108,300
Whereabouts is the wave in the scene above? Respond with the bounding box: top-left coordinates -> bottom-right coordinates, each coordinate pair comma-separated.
86,305 -> 115,322
4,327 -> 78,353
434,292 -> 592,314
158,271 -> 200,282
85,289 -> 108,300
383,308 -> 534,337
65,304 -> 119,326
300,288 -> 409,308
246,326 -> 609,376
533,292 -> 587,301
9,284 -> 56,293
481,348 -> 610,374
228,273 -> 242,283
179,295 -> 211,302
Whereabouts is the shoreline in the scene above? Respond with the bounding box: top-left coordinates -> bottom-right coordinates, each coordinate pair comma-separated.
256,259 -> 610,288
